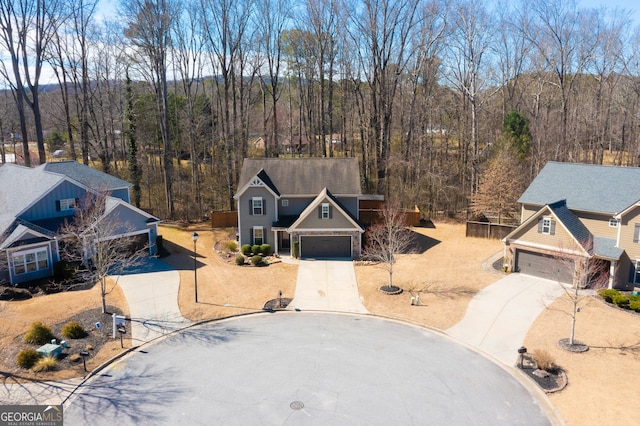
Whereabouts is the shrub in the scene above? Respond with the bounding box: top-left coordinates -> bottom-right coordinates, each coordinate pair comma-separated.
598,288 -> 620,303
53,260 -> 76,281
235,255 -> 245,266
612,293 -> 630,309
251,244 -> 261,255
23,322 -> 54,345
241,244 -> 252,256
16,349 -> 41,369
629,299 -> 640,312
532,349 -> 556,372
32,356 -> 57,372
292,241 -> 299,258
61,321 -> 87,339
251,255 -> 265,266
225,240 -> 238,252
260,244 -> 272,256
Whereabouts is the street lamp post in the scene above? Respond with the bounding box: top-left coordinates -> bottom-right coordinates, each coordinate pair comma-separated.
192,232 -> 199,303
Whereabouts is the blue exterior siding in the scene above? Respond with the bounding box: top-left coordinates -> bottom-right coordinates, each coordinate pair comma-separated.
110,188 -> 130,203
7,241 -> 58,285
21,181 -> 87,222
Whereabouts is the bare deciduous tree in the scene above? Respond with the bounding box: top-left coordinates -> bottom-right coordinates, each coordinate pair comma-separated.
59,193 -> 148,313
361,205 -> 416,292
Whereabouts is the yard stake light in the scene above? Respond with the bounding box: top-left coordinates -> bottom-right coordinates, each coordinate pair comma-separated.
192,232 -> 199,303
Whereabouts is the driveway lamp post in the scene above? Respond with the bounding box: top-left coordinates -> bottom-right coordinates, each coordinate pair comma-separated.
192,232 -> 199,303
118,326 -> 126,348
518,346 -> 527,369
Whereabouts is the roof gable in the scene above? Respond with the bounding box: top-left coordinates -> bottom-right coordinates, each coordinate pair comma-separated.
519,161 -> 640,215
234,169 -> 281,199
236,158 -> 361,197
288,188 -> 364,232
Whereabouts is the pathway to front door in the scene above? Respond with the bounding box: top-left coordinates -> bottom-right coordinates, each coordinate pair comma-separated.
288,259 -> 368,313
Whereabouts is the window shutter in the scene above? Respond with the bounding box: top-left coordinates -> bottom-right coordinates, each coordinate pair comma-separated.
75,198 -> 80,208
263,231 -> 267,244
550,220 -> 556,235
629,263 -> 636,283
263,198 -> 266,215
56,200 -> 61,212
329,206 -> 333,219
249,199 -> 253,215
250,228 -> 254,244
318,206 -> 322,218
537,218 -> 543,233
634,224 -> 640,243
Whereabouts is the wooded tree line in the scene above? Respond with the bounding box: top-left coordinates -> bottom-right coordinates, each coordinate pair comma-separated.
1,0 -> 639,222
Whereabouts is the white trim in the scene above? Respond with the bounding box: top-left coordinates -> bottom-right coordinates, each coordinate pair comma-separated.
9,245 -> 51,278
233,173 -> 280,200
321,203 -> 330,219
0,224 -> 53,250
252,197 -> 264,215
253,226 -> 264,245
608,218 -> 619,228
506,240 -> 587,257
93,228 -> 150,243
288,188 -> 364,232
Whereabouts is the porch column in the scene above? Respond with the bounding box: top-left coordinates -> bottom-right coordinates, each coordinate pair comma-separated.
609,261 -> 616,289
272,229 -> 279,254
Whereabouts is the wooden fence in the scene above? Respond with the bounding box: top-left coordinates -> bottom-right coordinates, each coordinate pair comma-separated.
359,208 -> 421,227
211,211 -> 238,228
465,221 -> 517,239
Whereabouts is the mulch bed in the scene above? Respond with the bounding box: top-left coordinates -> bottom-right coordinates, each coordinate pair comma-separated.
1,306 -> 125,377
517,355 -> 567,393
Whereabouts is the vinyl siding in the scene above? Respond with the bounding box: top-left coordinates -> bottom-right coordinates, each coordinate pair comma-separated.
512,215 -> 576,249
238,187 -> 276,246
576,211 -> 617,238
520,204 -> 540,222
279,197 -> 314,215
20,180 -> 87,222
619,205 -> 640,261
298,202 -> 354,229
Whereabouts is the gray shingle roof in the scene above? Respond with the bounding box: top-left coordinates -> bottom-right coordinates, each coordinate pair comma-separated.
519,161 -> 640,214
237,158 -> 361,196
548,200 -> 592,250
593,236 -> 624,260
42,161 -> 131,191
0,163 -> 63,218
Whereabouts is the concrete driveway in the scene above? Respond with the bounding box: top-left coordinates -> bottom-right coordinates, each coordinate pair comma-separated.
288,260 -> 368,313
112,257 -> 191,344
64,313 -> 558,425
447,273 -> 565,365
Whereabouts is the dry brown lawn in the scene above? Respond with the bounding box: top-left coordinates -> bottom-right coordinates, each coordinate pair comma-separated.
2,221 -> 638,426
355,222 -> 503,329
158,225 -> 298,322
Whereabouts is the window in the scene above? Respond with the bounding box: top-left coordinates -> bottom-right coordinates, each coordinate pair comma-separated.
541,217 -> 551,234
321,203 -> 330,219
635,260 -> 640,284
252,197 -> 263,215
58,198 -> 76,211
609,219 -> 619,228
12,248 -> 49,275
281,199 -> 289,207
253,226 -> 264,245
634,224 -> 640,243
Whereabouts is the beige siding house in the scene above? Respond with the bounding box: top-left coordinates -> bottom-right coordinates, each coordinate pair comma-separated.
503,162 -> 640,290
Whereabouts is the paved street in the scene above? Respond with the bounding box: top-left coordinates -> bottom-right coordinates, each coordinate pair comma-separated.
64,313 -> 558,425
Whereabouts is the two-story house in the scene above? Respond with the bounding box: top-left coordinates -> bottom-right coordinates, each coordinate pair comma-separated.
0,161 -> 159,285
234,158 -> 364,258
503,161 -> 640,290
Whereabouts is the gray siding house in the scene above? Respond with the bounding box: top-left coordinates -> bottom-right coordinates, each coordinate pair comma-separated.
234,158 -> 364,258
503,161 -> 640,290
0,161 -> 159,285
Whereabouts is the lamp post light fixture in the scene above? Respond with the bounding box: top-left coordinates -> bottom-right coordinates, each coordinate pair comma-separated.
192,232 -> 199,303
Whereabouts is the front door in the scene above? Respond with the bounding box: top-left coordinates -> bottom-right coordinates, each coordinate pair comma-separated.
279,231 -> 291,250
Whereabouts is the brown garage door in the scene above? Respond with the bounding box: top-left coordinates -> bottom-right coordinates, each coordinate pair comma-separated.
300,236 -> 351,259
515,250 -> 573,284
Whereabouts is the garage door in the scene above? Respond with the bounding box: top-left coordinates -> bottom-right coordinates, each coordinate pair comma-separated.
515,250 -> 573,284
300,236 -> 351,259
